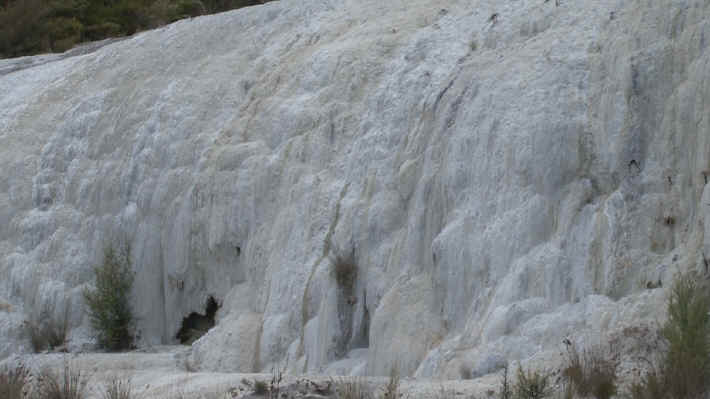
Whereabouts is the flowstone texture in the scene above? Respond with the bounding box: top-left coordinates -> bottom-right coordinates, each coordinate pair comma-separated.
0,0 -> 709,378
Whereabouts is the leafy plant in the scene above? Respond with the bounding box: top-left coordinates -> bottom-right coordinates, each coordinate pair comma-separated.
83,244 -> 135,351
627,274 -> 710,399
0,0 -> 275,58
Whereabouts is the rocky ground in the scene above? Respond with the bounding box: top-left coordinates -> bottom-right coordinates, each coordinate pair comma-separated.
2,348 -> 501,399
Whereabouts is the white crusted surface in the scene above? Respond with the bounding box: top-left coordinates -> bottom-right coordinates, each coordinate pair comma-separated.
0,0 -> 709,378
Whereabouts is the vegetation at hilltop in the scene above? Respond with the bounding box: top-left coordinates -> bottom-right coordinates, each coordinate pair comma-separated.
0,0 -> 272,58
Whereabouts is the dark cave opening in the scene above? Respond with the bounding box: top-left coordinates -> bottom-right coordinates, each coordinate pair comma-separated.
176,296 -> 219,345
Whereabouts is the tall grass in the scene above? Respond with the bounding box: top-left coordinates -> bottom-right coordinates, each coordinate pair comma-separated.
336,378 -> 373,399
0,364 -> 30,399
36,361 -> 88,399
512,365 -> 551,399
562,343 -> 617,399
28,316 -> 68,353
102,377 -> 132,399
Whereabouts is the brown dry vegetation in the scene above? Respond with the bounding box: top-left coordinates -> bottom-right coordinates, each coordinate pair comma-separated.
562,343 -> 617,399
35,361 -> 88,399
0,364 -> 30,399
102,377 -> 132,399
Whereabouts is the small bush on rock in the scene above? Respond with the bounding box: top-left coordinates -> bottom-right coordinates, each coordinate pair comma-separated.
83,244 -> 135,351
332,252 -> 357,289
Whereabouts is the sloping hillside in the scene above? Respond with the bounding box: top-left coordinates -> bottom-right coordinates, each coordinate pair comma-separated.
0,0 -> 709,381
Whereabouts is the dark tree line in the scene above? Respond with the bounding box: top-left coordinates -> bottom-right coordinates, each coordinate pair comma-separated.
0,0 -> 270,58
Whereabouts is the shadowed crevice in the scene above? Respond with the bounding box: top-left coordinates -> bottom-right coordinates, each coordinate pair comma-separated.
176,296 -> 219,345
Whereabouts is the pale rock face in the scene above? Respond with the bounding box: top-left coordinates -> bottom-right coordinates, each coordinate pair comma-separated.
0,0 -> 709,378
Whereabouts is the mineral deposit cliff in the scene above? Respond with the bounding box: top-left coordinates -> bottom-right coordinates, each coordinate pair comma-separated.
1,0 -> 709,379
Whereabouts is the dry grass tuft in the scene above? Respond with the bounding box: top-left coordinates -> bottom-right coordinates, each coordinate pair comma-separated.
102,377 -> 132,399
513,365 -> 551,399
0,364 -> 30,399
382,365 -> 402,399
28,318 -> 68,353
336,377 -> 373,399
35,361 -> 88,399
562,343 -> 617,399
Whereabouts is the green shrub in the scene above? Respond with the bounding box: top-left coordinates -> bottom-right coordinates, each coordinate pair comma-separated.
201,0 -> 266,12
83,244 -> 135,351
562,343 -> 617,399
0,364 -> 29,399
36,361 -> 88,399
46,17 -> 83,51
513,365 -> 551,399
174,0 -> 206,18
0,0 -> 51,57
628,274 -> 710,399
661,274 -> 710,398
83,22 -> 122,41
